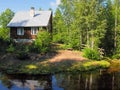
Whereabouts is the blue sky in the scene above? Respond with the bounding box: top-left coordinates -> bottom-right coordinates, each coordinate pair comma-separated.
0,0 -> 61,14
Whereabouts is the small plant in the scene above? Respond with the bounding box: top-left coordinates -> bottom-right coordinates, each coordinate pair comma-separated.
82,47 -> 100,60
16,45 -> 29,60
16,51 -> 29,60
70,60 -> 110,72
53,33 -> 63,43
33,31 -> 51,53
6,44 -> 15,53
112,54 -> 120,59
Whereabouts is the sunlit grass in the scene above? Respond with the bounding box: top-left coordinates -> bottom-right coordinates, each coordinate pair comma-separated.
108,60 -> 120,73
69,60 -> 110,72
26,64 -> 38,69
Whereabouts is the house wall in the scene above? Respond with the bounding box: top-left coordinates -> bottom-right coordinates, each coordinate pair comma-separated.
10,27 -> 36,39
46,13 -> 52,34
49,13 -> 52,33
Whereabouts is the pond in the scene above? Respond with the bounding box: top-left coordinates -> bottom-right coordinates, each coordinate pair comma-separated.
0,70 -> 120,90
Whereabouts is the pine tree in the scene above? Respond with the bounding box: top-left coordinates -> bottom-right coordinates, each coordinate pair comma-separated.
0,8 -> 14,40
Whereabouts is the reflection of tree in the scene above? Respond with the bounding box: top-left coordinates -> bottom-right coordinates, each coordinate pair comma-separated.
55,72 -> 116,90
2,72 -> 120,90
0,74 -> 13,89
112,72 -> 120,90
20,79 -> 26,88
97,72 -> 112,90
37,75 -> 52,90
0,74 -> 52,90
55,73 -> 88,90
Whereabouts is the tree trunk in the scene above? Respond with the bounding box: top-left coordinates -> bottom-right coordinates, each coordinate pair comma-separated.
114,0 -> 118,52
91,31 -> 94,49
89,73 -> 93,90
112,73 -> 115,90
87,28 -> 89,47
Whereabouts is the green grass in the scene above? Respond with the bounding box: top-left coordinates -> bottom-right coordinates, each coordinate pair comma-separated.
69,60 -> 110,72
0,60 -> 111,74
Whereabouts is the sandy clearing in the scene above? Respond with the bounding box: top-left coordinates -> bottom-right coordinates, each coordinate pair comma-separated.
49,50 -> 86,63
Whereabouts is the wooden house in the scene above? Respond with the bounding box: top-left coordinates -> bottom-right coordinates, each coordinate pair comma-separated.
7,7 -> 52,43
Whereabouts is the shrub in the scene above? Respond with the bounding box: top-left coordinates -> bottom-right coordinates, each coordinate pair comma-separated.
82,47 -> 100,60
58,44 -> 72,50
53,34 -> 63,43
83,60 -> 110,70
16,44 -> 29,60
33,31 -> 51,53
16,51 -> 29,60
69,60 -> 110,72
6,44 -> 15,53
112,54 -> 120,59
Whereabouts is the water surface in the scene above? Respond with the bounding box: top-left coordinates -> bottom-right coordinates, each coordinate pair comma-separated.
0,71 -> 120,90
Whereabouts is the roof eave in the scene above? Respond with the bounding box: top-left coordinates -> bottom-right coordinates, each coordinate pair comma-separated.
7,25 -> 48,27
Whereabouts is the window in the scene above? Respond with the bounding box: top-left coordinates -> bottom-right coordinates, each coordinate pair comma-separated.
17,28 -> 24,35
31,27 -> 38,35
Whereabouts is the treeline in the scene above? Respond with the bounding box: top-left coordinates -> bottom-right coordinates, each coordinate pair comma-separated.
0,8 -> 14,40
0,9 -> 14,53
0,0 -> 120,58
53,0 -> 120,57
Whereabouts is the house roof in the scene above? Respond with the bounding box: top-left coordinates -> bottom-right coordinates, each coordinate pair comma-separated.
7,11 -> 52,27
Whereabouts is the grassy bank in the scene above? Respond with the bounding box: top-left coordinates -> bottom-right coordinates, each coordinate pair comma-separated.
0,55 -> 110,74
0,40 -> 112,74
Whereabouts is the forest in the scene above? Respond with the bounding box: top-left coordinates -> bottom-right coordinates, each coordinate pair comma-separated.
0,0 -> 120,60
53,0 -> 120,59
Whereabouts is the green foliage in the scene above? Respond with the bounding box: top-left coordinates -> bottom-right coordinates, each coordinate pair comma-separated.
53,33 -> 64,43
0,8 -> 14,40
16,51 -> 29,60
59,44 -> 72,50
112,54 -> 120,59
0,59 -> 111,74
33,31 -> 51,53
53,0 -> 107,52
52,0 -> 120,57
70,60 -> 110,72
16,45 -> 29,60
0,8 -> 14,28
82,47 -> 100,60
6,44 -> 15,53
0,28 -> 9,40
83,60 -> 110,69
53,8 -> 66,44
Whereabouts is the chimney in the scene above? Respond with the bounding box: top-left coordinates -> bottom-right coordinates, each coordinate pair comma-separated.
30,7 -> 35,17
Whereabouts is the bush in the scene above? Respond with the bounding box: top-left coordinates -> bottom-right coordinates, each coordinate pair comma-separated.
6,44 -> 15,53
82,47 -> 100,60
70,39 -> 80,50
16,44 -> 29,60
112,54 -> 120,59
16,51 -> 29,60
83,60 -> 110,69
53,34 -> 63,43
33,31 -> 51,53
70,60 -> 110,72
58,44 -> 72,50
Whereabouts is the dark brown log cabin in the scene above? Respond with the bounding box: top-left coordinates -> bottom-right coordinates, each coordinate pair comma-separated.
7,7 -> 52,43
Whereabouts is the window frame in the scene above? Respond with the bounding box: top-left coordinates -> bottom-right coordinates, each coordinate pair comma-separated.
17,28 -> 24,35
31,27 -> 38,35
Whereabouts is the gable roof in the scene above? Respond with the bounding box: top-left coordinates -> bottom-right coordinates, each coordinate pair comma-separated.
7,11 -> 52,27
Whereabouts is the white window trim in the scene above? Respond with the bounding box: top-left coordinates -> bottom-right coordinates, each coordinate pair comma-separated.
31,27 -> 38,35
17,28 -> 24,35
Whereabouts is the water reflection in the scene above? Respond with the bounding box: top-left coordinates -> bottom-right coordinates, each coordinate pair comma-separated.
54,71 -> 120,90
0,74 -> 52,90
0,71 -> 120,90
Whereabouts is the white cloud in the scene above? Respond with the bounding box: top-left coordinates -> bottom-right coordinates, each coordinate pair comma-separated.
50,0 -> 61,7
56,0 -> 61,5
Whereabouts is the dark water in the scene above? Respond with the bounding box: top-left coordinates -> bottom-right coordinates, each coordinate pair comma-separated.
0,71 -> 120,90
